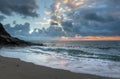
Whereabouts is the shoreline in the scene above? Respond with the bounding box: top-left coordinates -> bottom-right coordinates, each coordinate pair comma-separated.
0,56 -> 118,79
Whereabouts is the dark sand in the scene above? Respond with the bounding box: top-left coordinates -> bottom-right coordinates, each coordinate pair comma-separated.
0,56 -> 118,79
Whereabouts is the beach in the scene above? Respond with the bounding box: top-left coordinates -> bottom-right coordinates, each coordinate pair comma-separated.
0,0 -> 120,79
0,56 -> 117,79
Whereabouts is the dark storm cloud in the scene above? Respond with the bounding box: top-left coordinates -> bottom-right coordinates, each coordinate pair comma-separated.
62,10 -> 120,36
108,0 -> 120,6
0,15 -> 6,21
59,0 -> 120,36
83,13 -> 115,23
50,22 -> 58,26
0,0 -> 38,17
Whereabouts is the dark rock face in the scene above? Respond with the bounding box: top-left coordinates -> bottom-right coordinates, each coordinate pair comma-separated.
0,23 -> 33,46
0,23 -> 11,37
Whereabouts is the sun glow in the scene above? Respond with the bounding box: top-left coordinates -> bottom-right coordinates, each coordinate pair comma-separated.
60,36 -> 120,41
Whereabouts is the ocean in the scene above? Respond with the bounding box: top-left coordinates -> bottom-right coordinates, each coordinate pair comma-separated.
0,41 -> 120,78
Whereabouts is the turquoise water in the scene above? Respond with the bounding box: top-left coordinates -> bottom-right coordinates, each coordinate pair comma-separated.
0,41 -> 120,78
44,41 -> 120,61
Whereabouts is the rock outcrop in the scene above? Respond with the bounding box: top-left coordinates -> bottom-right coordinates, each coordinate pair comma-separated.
0,23 -> 43,47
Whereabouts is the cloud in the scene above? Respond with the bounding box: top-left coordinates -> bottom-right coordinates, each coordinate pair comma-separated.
108,0 -> 120,6
57,0 -> 120,36
50,22 -> 59,26
3,22 -> 65,39
3,0 -> 120,39
0,15 -> 6,22
4,22 -> 30,37
0,0 -> 38,17
35,19 -> 51,25
61,12 -> 120,36
83,12 -> 115,23
28,25 -> 65,37
45,0 -> 85,26
61,20 -> 74,36
36,0 -> 120,37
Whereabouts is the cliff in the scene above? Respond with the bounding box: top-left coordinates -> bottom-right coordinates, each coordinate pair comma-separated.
0,23 -> 43,46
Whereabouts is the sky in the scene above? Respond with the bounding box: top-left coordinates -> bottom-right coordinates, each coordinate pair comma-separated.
0,0 -> 120,40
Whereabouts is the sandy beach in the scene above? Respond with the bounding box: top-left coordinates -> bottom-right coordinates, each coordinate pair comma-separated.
0,56 -> 118,79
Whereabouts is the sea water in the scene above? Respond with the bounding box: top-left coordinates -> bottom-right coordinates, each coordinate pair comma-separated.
0,41 -> 120,78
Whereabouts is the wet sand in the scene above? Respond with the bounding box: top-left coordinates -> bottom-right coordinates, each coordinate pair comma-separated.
0,56 -> 118,79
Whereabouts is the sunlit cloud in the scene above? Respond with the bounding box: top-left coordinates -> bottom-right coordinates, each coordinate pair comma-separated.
60,0 -> 85,8
44,10 -> 51,15
63,0 -> 68,4
35,19 -> 51,25
41,0 -> 85,27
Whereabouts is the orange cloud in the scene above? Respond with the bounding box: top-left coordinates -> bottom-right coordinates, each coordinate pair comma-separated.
60,36 -> 120,41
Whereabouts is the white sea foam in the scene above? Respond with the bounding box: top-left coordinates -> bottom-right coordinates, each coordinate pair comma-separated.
0,45 -> 120,78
